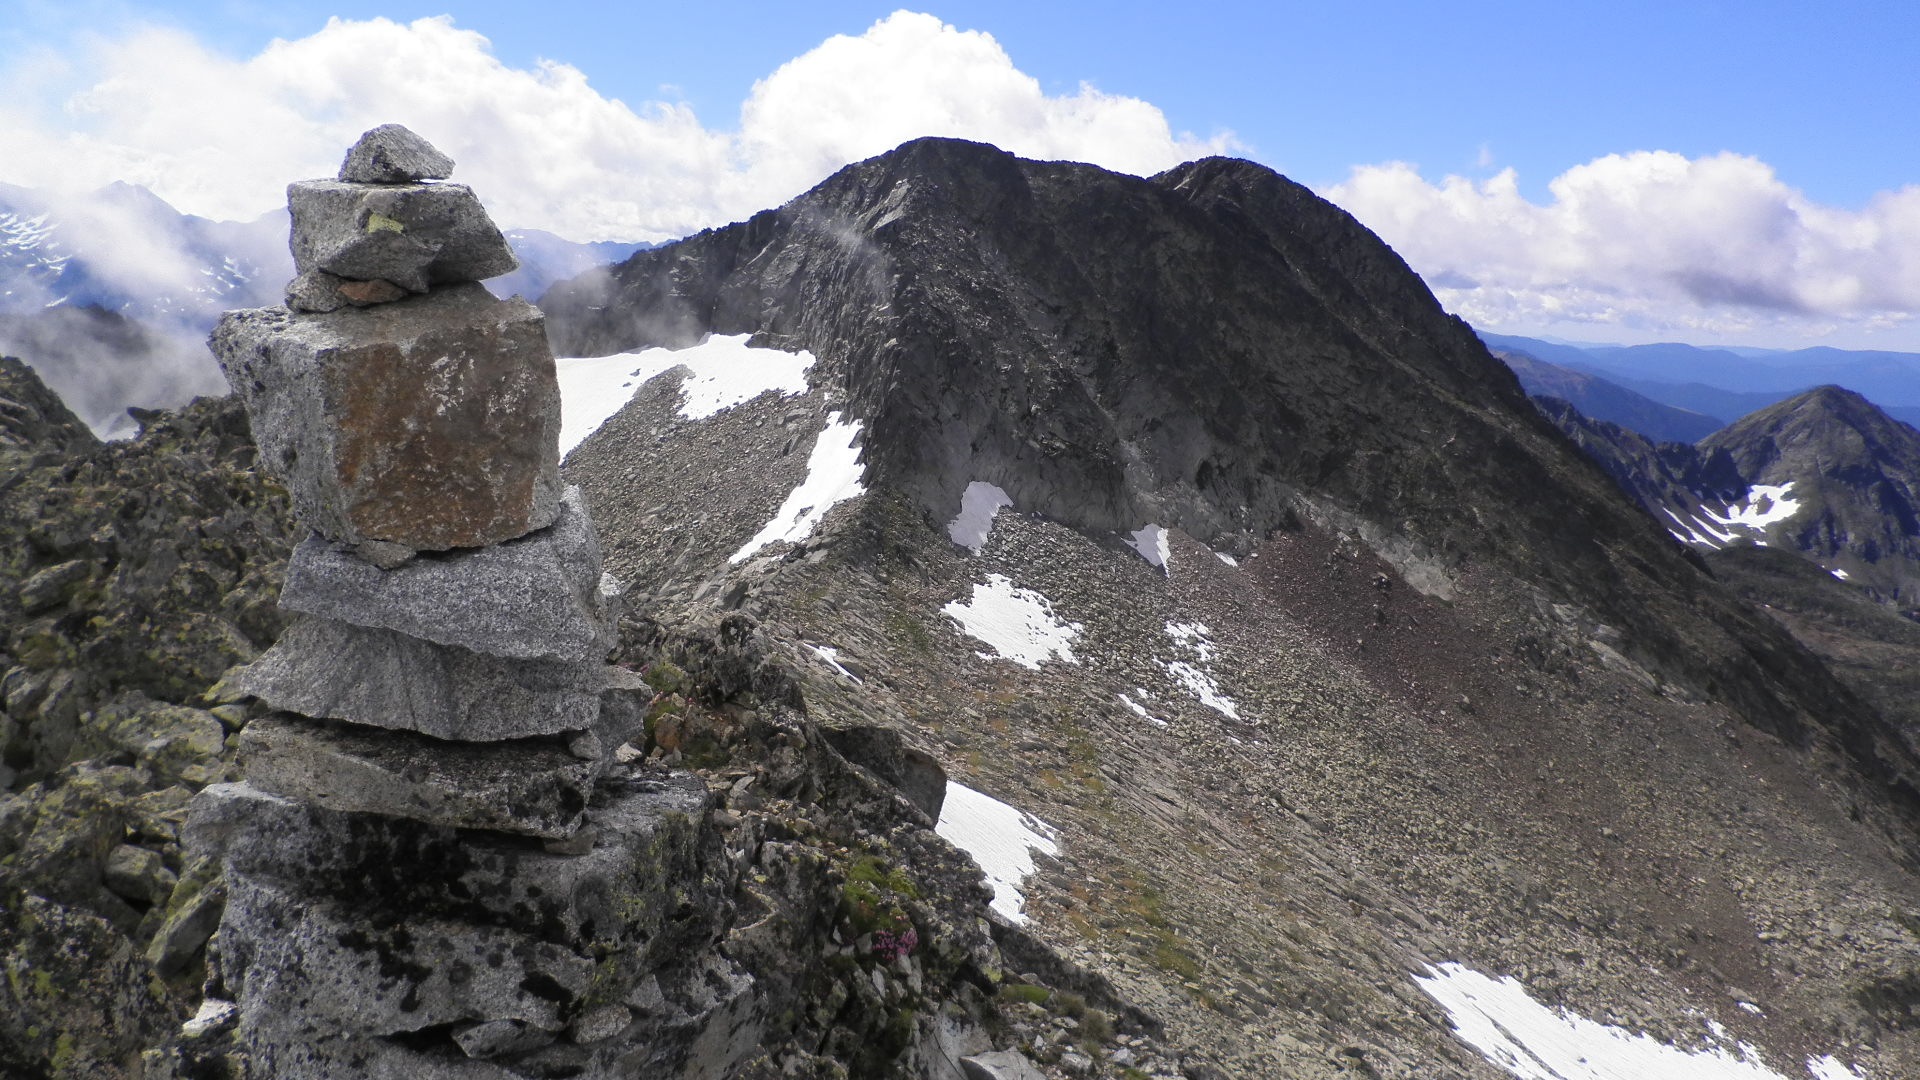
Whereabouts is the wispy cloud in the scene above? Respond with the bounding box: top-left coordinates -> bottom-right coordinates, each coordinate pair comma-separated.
0,12 -> 1236,243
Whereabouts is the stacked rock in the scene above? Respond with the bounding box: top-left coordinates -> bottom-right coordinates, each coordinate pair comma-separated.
189,127 -> 752,1077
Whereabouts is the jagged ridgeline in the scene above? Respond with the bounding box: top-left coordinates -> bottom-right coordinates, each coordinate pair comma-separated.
543,136 -> 1916,811
541,137 -> 1920,1078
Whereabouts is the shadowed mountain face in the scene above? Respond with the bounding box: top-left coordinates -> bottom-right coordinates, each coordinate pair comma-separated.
542,139 -> 1920,1076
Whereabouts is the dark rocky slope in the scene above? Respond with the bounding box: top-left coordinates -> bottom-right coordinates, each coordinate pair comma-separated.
544,136 -> 1918,829
1707,545 -> 1920,742
543,140 -> 1920,1077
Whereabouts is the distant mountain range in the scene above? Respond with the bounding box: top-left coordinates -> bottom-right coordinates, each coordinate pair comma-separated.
1494,348 -> 1723,443
1483,332 -> 1920,431
0,182 -> 647,437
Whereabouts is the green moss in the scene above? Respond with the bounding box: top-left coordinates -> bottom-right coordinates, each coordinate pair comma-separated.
846,855 -> 919,899
1148,930 -> 1203,983
643,660 -> 688,695
1047,990 -> 1114,1049
996,983 -> 1051,1007
16,632 -> 72,669
49,1031 -> 76,1073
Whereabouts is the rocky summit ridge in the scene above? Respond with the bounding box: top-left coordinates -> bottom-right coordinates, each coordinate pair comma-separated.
543,137 -> 1920,1078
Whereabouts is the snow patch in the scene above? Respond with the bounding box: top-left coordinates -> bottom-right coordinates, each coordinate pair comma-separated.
1808,1057 -> 1870,1080
1831,568 -> 1850,581
1163,621 -> 1239,719
1118,692 -> 1168,728
807,644 -> 860,682
1416,962 -> 1868,1080
1214,551 -> 1238,566
730,413 -> 865,563
947,481 -> 1013,553
1127,524 -> 1171,572
943,576 -> 1081,669
935,781 -> 1060,924
933,776 -> 1059,922
554,334 -> 814,455
1708,483 -> 1802,532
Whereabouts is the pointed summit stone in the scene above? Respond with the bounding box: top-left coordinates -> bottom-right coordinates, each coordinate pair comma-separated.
338,123 -> 454,183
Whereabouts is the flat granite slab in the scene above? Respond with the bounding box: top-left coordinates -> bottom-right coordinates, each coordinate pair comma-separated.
279,487 -> 617,664
237,714 -> 606,838
228,614 -> 611,741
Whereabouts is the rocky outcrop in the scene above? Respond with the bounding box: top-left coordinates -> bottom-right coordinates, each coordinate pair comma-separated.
0,358 -> 297,1079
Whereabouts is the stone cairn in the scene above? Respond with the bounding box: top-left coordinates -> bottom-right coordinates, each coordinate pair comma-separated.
188,126 -> 755,1077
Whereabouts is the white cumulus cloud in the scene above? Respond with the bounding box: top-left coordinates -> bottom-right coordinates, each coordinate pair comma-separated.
0,12 -> 1235,242
1325,151 -> 1920,342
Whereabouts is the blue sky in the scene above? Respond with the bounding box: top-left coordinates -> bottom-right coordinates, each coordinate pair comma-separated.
5,1 -> 1920,348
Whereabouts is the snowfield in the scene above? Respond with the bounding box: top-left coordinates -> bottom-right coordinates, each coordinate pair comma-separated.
1416,963 -> 1868,1080
553,333 -> 815,455
935,780 -> 1060,924
1664,483 -> 1804,550
943,575 -> 1082,669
